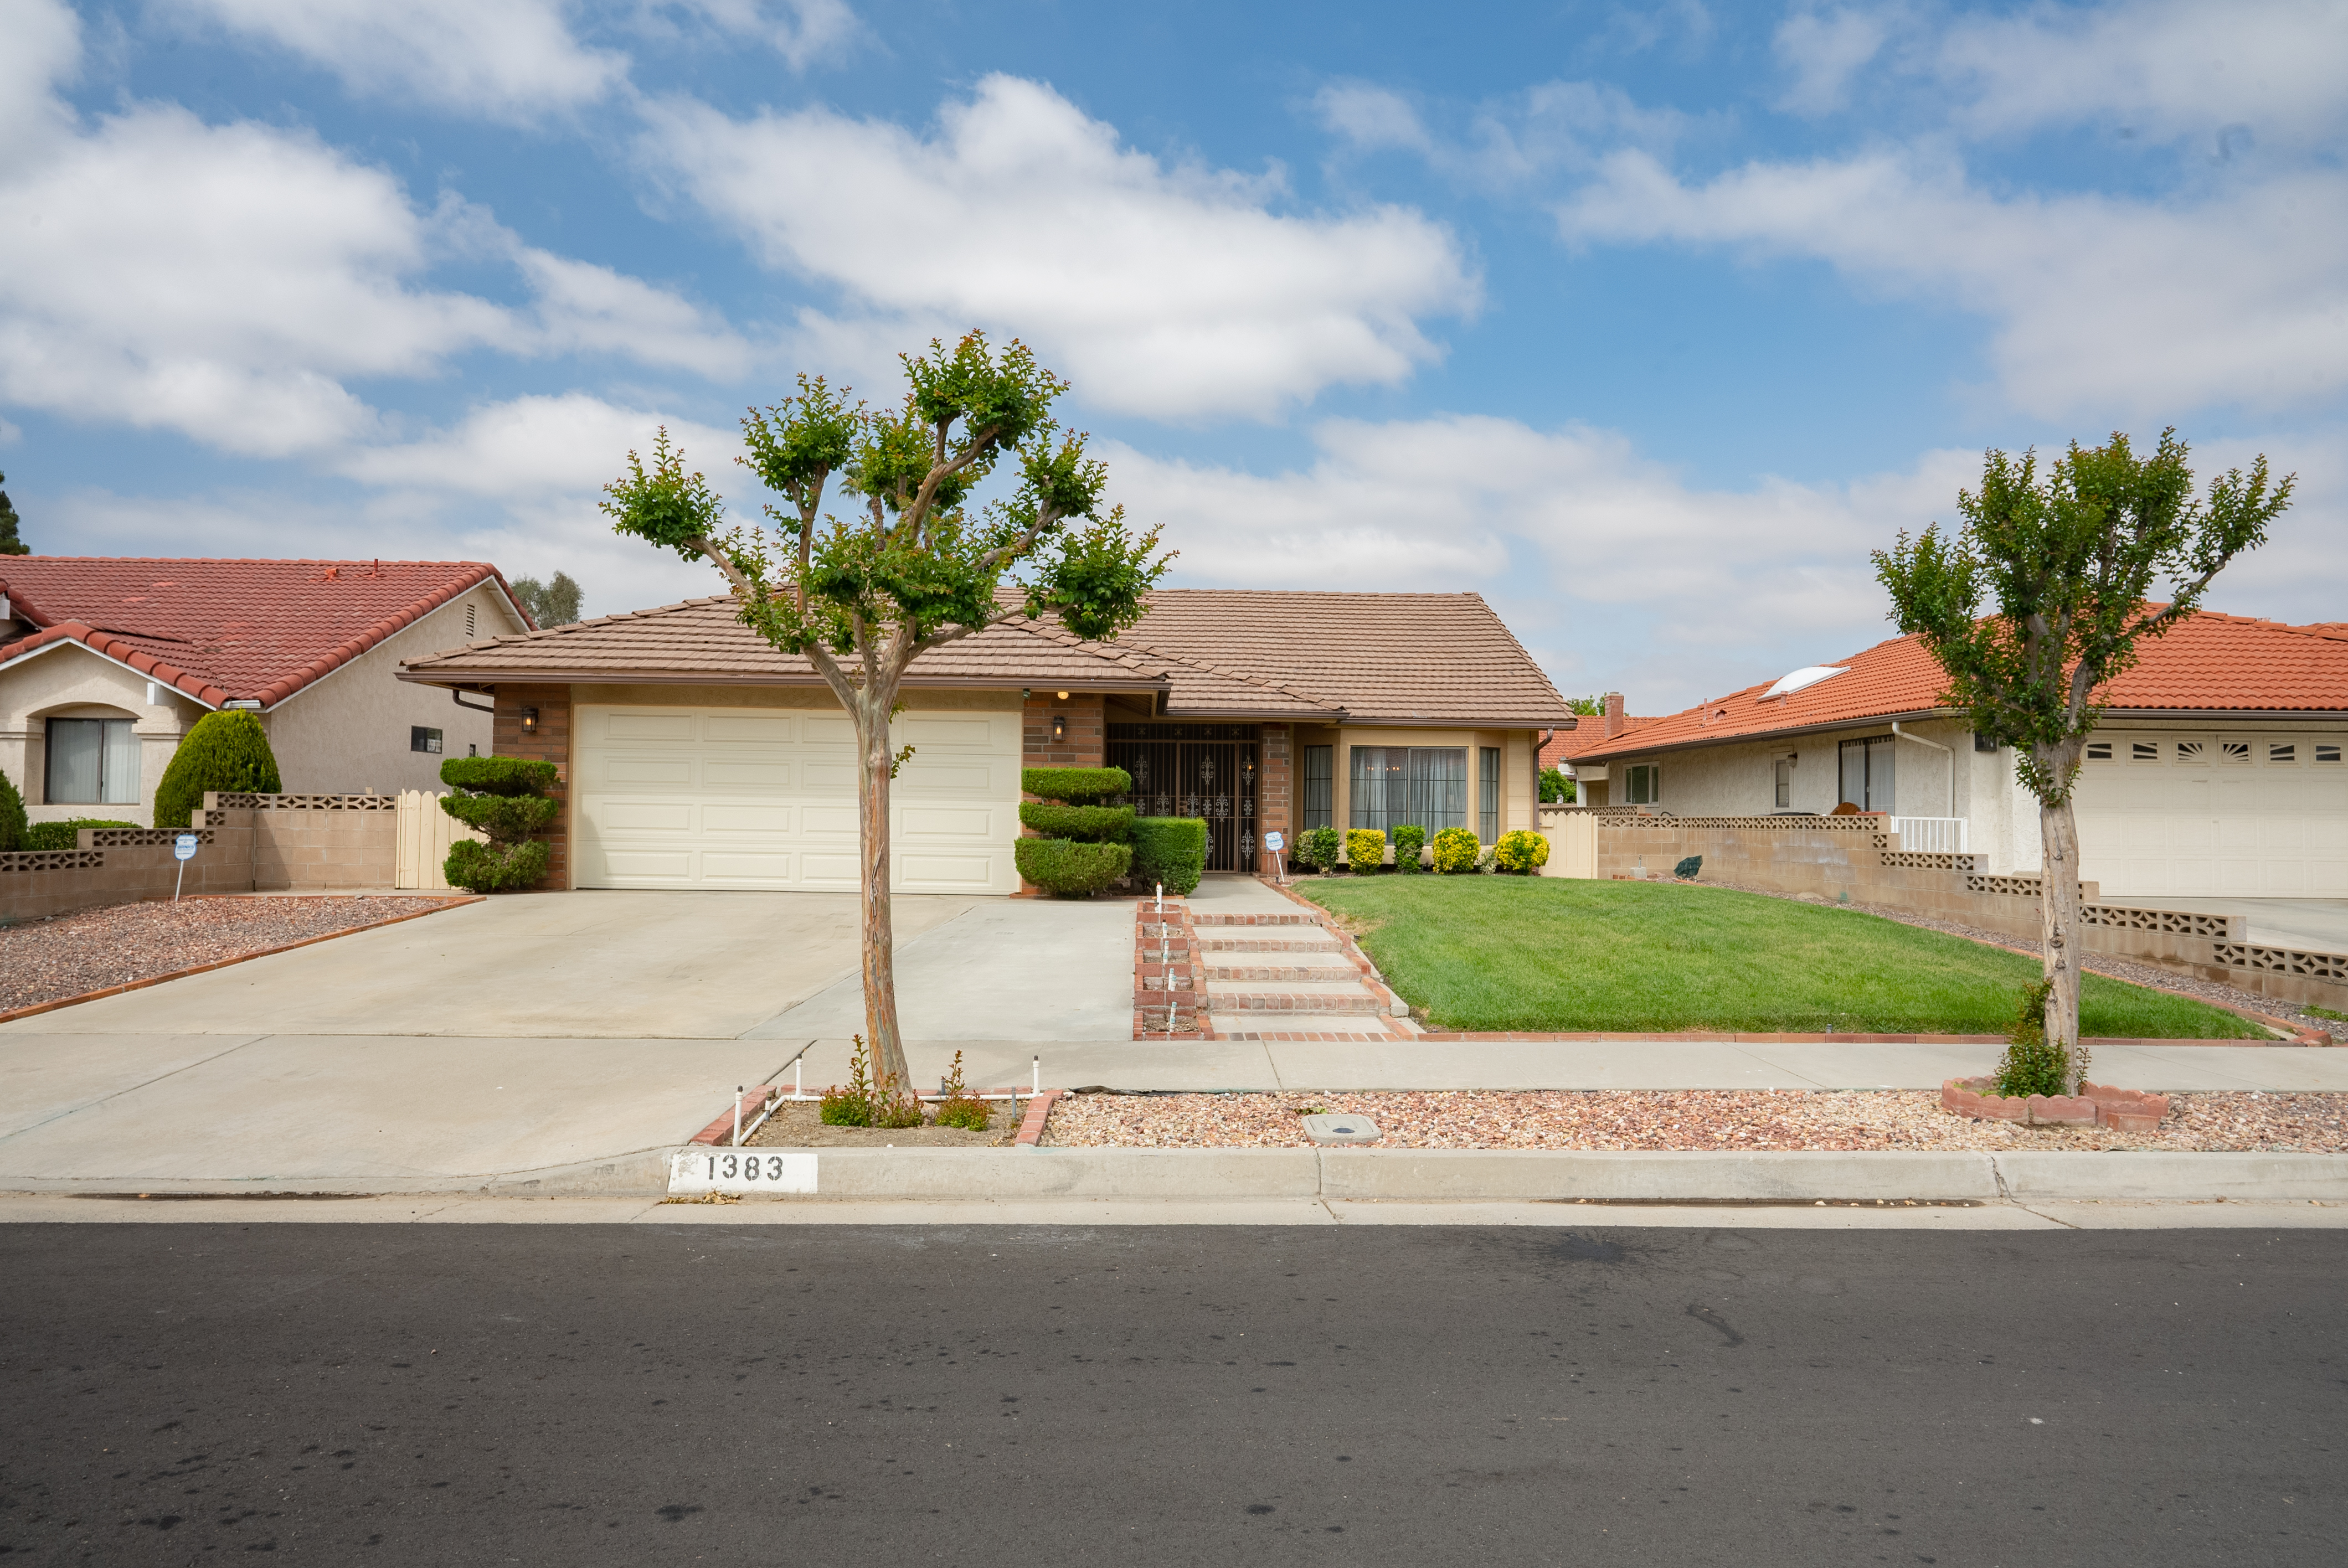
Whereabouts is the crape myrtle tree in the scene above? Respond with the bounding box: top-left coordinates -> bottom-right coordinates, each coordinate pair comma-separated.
1873,430 -> 2291,1092
602,333 -> 1170,1091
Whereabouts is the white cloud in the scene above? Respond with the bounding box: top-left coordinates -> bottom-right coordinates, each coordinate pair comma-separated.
641,0 -> 858,71
639,74 -> 1478,421
1561,148 -> 2348,420
160,0 -> 629,120
1773,4 -> 1899,116
514,249 -> 751,378
1312,82 -> 1432,153
1318,75 -> 1690,190
340,391 -> 743,500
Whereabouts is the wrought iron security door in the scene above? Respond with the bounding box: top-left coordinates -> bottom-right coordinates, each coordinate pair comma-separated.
1108,724 -> 1260,873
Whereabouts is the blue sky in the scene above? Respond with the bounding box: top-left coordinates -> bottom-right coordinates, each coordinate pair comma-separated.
4,0 -> 2342,711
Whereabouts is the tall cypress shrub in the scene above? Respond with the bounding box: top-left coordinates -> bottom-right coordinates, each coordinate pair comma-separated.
153,710 -> 282,829
439,756 -> 560,893
1013,767 -> 1133,896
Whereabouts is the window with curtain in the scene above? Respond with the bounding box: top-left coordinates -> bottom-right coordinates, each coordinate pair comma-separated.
1478,747 -> 1500,842
1837,735 -> 1896,811
1348,746 -> 1467,834
45,717 -> 140,804
1302,745 -> 1332,829
1625,763 -> 1661,804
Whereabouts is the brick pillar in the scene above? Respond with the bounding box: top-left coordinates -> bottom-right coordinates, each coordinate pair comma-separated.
1257,723 -> 1291,879
493,684 -> 571,890
1022,692 -> 1105,769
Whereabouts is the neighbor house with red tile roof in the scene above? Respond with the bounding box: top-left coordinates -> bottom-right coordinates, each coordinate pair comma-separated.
1,559 -> 532,828
396,590 -> 1579,894
1564,611 -> 2348,898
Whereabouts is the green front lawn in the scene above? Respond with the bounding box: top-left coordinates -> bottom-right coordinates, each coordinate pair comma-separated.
1295,876 -> 2265,1038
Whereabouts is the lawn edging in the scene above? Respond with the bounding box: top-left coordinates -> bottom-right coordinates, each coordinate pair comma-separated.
0,895 -> 484,1025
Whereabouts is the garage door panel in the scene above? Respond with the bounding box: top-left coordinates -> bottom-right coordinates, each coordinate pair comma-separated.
575,703 -> 1016,892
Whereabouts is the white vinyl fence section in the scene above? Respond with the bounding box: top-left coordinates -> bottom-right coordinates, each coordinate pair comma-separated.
1889,816 -> 1970,853
394,790 -> 485,890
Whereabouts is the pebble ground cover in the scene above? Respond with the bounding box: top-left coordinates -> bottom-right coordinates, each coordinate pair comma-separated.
1044,1089 -> 2348,1153
0,895 -> 465,1014
1296,876 -> 2266,1038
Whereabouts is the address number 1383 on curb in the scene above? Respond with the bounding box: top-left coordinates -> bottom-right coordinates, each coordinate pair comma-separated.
669,1149 -> 817,1195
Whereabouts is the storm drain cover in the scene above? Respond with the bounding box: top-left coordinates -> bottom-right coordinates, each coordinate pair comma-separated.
1301,1113 -> 1381,1146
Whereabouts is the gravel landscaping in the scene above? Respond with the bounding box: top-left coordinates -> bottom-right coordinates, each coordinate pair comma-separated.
746,1098 -> 1027,1148
1041,1088 -> 2348,1154
0,895 -> 470,1015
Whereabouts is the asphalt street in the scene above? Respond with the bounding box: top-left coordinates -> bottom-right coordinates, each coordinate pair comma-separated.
2,1223 -> 2339,1565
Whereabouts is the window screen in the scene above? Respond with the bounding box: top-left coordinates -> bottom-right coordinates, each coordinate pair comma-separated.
1837,735 -> 1895,811
1625,764 -> 1661,805
1302,745 -> 1332,830
411,726 -> 444,754
1348,747 -> 1466,834
1479,747 -> 1500,842
45,717 -> 140,804
1773,758 -> 1792,808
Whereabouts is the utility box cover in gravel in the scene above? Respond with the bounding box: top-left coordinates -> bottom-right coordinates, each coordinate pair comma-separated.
1301,1113 -> 1381,1146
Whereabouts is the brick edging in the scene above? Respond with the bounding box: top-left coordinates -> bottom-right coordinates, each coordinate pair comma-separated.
1134,896 -> 1211,1040
0,895 -> 483,1025
1015,1090 -> 1061,1146
695,1085 -> 1062,1148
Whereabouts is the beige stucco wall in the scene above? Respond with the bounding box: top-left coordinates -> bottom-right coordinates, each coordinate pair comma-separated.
1292,725 -> 1542,844
0,643 -> 208,828
264,582 -> 528,793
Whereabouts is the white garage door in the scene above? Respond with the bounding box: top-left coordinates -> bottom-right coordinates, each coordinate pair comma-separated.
573,705 -> 1020,894
2076,733 -> 2348,896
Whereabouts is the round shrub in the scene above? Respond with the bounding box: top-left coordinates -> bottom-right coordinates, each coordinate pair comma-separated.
1018,802 -> 1134,843
1344,828 -> 1387,872
439,754 -> 559,893
1392,823 -> 1427,873
1132,816 -> 1207,895
1021,767 -> 1132,805
1429,827 -> 1480,873
1294,825 -> 1342,873
1494,829 -> 1550,874
445,837 -> 549,894
1013,837 -> 1133,896
440,756 -> 559,795
152,710 -> 281,829
0,765 -> 27,852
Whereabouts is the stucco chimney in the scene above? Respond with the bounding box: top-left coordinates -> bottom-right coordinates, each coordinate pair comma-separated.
1603,692 -> 1624,740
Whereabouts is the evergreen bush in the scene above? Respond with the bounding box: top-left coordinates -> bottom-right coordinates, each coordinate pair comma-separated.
1494,829 -> 1550,874
1295,825 -> 1342,873
1013,837 -> 1133,896
1429,826 -> 1480,873
1995,979 -> 2071,1098
1016,766 -> 1135,896
1020,767 -> 1132,806
1345,828 -> 1387,873
25,818 -> 137,850
0,765 -> 25,852
1132,816 -> 1207,895
1392,823 -> 1427,873
152,710 -> 281,829
1017,802 -> 1135,842
439,755 -> 560,893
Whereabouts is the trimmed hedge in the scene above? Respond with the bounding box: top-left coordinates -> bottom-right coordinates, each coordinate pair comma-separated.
1429,826 -> 1480,873
439,754 -> 559,893
1013,837 -> 1133,896
1018,802 -> 1134,843
1021,766 -> 1131,805
0,765 -> 25,852
1392,823 -> 1427,873
1345,828 -> 1386,872
153,710 -> 281,829
1495,829 -> 1550,874
1294,824 -> 1341,873
1132,816 -> 1206,895
24,817 -> 136,851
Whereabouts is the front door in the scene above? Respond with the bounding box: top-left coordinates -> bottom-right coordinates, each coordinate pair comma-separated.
1108,725 -> 1261,873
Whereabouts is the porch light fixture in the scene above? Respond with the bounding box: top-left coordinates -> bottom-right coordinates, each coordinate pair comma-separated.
1052,714 -> 1067,742
1056,690 -> 1069,700
520,706 -> 539,733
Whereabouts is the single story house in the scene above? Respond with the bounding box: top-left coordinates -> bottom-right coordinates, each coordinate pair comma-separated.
1567,611 -> 2348,897
1540,693 -> 1652,794
394,590 -> 1579,894
0,558 -> 532,827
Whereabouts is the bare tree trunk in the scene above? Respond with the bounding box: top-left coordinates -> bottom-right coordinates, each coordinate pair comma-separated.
2035,750 -> 2087,1095
855,690 -> 910,1092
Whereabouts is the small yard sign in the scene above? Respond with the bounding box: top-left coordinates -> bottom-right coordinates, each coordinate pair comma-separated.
172,833 -> 198,903
1263,831 -> 1284,851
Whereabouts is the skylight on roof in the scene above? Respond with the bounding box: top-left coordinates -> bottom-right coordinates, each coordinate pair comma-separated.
1760,665 -> 1848,700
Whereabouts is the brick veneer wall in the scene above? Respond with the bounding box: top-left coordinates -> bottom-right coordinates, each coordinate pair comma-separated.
1257,723 -> 1292,876
494,685 -> 572,890
1022,692 -> 1105,770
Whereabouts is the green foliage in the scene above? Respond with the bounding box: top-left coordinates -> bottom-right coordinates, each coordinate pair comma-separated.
934,1050 -> 993,1131
1873,430 -> 2290,807
1017,802 -> 1134,842
439,753 -> 559,893
1494,829 -> 1550,874
1539,766 -> 1574,803
1429,827 -> 1480,874
152,710 -> 281,829
1562,695 -> 1605,716
1022,767 -> 1131,805
1345,828 -> 1386,872
24,818 -> 137,850
1391,823 -> 1427,873
0,469 -> 24,555
509,570 -> 581,628
439,756 -> 560,796
0,765 -> 25,851
818,1035 -> 924,1128
1294,825 -> 1342,873
1995,978 -> 2073,1098
1132,816 -> 1207,895
1014,837 -> 1133,896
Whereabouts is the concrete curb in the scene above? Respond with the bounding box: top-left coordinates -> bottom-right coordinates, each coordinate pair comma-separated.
0,1145 -> 676,1199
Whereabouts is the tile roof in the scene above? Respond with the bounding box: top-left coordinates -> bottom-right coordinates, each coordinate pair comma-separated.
1575,609 -> 2348,763
397,588 -> 1582,728
1542,717 -> 1650,768
0,557 -> 517,709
